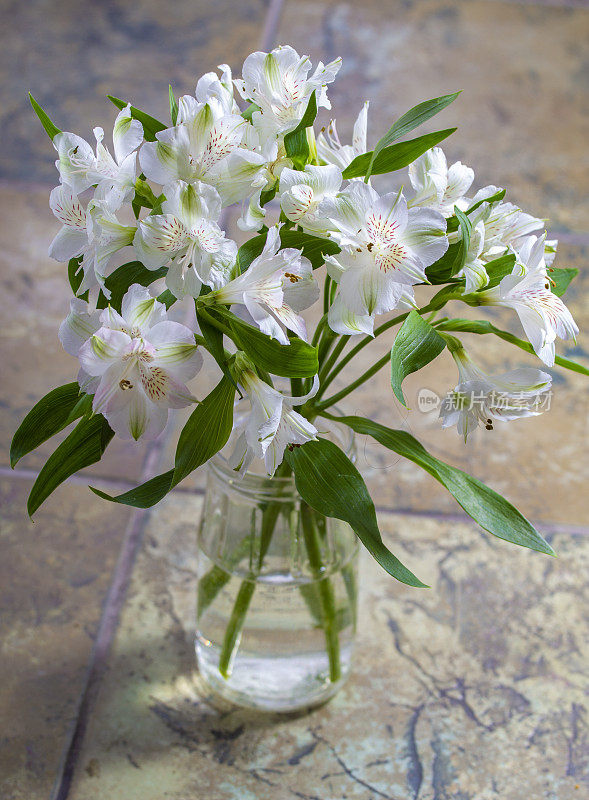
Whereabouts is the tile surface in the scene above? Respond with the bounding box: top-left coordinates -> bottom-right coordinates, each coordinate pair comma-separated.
0,479 -> 132,800
67,492 -> 589,800
276,0 -> 589,234
0,0 -> 269,183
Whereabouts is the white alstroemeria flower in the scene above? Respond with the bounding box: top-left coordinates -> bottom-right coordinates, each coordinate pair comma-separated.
194,63 -> 240,115
440,347 -> 552,441
278,164 -> 342,234
48,185 -> 136,294
65,285 -> 202,440
408,147 -> 474,217
209,226 -> 318,343
479,236 -> 578,366
325,182 -> 448,335
316,102 -> 369,173
139,96 -> 246,190
466,186 -> 544,261
229,366 -> 319,476
234,46 -> 341,140
54,104 -> 143,207
457,220 -> 489,293
133,180 -> 237,299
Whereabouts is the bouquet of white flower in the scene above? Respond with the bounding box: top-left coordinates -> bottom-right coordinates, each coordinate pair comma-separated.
12,47 -> 586,705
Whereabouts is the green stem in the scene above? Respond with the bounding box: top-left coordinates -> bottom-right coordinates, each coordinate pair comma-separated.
315,351 -> 390,411
323,274 -> 332,316
300,503 -> 341,683
217,462 -> 292,679
316,336 -> 349,398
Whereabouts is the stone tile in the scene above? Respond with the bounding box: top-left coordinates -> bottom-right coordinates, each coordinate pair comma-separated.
0,478 -> 132,800
0,0 -> 269,183
0,185 -> 150,483
67,491 -> 588,799
276,0 -> 589,234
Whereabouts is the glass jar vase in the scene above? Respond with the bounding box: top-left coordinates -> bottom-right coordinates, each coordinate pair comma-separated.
196,435 -> 359,711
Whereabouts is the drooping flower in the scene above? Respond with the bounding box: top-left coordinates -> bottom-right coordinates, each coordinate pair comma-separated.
316,102 -> 369,173
54,104 -> 143,207
228,359 -> 319,476
62,285 -> 202,440
48,185 -> 136,294
133,180 -> 237,299
278,164 -> 342,234
208,226 -> 318,343
439,346 -> 552,440
408,147 -> 474,217
479,235 -> 578,366
234,45 -> 341,140
325,182 -> 448,335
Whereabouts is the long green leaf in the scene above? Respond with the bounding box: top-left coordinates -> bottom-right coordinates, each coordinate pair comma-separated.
107,95 -> 166,141
279,230 -> 340,269
29,93 -> 61,140
90,376 -> 236,509
550,268 -> 578,298
11,383 -> 85,467
174,375 -> 235,484
284,91 -> 317,170
236,231 -> 267,273
226,313 -> 319,378
342,128 -> 456,180
335,416 -> 554,555
391,311 -> 446,406
286,438 -> 427,587
484,254 -> 517,289
96,262 -> 167,311
365,91 -> 460,180
28,415 -> 114,516
91,469 -> 175,509
436,318 -> 589,376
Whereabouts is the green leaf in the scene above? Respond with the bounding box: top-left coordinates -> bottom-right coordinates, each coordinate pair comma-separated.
11,383 -> 85,467
436,318 -> 589,376
90,376 -> 236,509
169,85 -> 178,125
365,91 -> 460,180
96,261 -> 167,312
342,128 -> 456,180
284,91 -> 317,170
236,231 -> 267,273
67,257 -> 87,298
107,95 -> 166,142
425,209 -> 471,284
286,439 -> 427,587
90,469 -> 175,509
241,102 -> 260,122
28,415 -> 114,516
337,416 -> 554,555
279,230 -> 340,269
156,289 -> 177,310
550,267 -> 578,297
196,306 -> 238,391
29,93 -> 61,140
224,312 -> 319,378
174,375 -> 236,484
483,253 -> 517,289
391,311 -> 446,406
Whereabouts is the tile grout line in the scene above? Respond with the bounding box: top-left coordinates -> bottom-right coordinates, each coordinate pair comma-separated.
50,2 -> 287,798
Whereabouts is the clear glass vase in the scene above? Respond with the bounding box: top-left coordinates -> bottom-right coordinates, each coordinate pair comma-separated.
196,431 -> 359,711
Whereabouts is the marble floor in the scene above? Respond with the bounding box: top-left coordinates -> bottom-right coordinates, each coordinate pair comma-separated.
0,1 -> 587,798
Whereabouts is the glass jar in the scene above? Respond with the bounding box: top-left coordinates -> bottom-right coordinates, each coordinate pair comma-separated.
196,427 -> 359,711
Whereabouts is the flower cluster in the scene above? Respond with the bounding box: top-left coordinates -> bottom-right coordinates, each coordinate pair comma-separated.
19,44 -> 584,529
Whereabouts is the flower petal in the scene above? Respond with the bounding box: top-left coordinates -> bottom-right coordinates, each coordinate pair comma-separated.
112,103 -> 144,164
